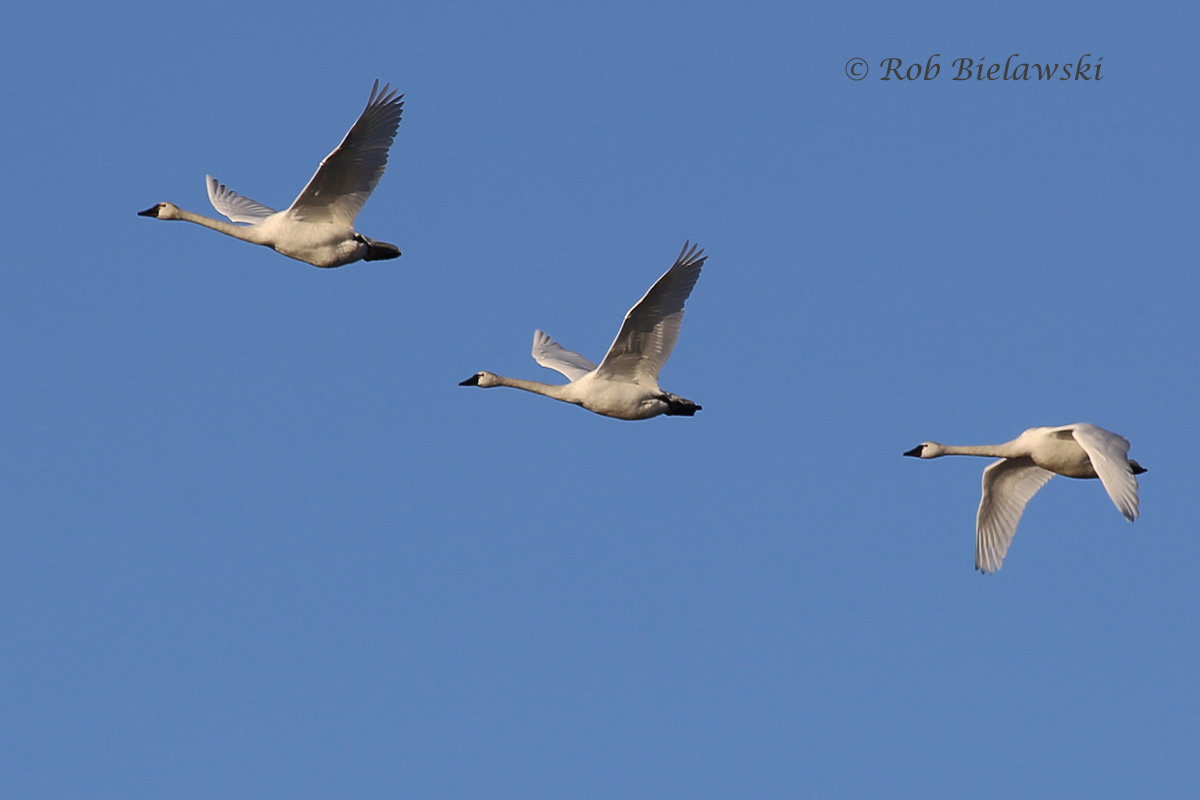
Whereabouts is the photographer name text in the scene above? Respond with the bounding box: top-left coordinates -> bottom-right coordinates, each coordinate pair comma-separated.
844,54 -> 1104,82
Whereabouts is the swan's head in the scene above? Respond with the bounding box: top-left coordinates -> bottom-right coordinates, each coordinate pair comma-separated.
137,202 -> 180,220
904,442 -> 945,458
459,371 -> 499,388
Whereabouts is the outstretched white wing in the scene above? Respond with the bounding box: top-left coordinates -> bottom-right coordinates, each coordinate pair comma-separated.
1070,423 -> 1140,521
207,175 -> 277,223
594,242 -> 705,386
976,457 -> 1056,573
531,330 -> 597,382
287,80 -> 404,226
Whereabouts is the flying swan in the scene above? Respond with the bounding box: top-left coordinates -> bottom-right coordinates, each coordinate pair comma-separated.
904,423 -> 1146,573
138,80 -> 404,268
460,242 -> 707,420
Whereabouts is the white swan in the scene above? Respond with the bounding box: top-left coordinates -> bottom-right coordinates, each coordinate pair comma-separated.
138,80 -> 404,268
904,423 -> 1146,573
460,242 -> 707,420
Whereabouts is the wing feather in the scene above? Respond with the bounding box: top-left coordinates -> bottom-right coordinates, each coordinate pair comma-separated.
287,80 -> 404,225
531,330 -> 597,381
594,242 -> 705,385
976,457 -> 1055,573
1070,423 -> 1141,521
206,175 -> 276,223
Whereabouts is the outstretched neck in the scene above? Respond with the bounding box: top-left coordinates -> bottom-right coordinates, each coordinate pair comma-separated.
930,442 -> 1022,459
173,207 -> 268,244
492,375 -> 574,402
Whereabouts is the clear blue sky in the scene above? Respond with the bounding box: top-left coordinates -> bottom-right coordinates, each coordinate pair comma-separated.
2,1 -> 1197,797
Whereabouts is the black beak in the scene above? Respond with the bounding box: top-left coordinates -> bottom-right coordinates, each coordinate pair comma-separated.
459,374 -> 481,386
137,205 -> 160,217
903,446 -> 923,457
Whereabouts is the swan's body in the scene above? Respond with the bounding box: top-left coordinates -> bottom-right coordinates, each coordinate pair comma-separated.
904,423 -> 1146,573
460,242 -> 706,421
139,81 -> 404,268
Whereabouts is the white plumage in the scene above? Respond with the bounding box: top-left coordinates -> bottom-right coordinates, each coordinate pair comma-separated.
904,423 -> 1146,573
460,242 -> 706,421
138,80 -> 404,268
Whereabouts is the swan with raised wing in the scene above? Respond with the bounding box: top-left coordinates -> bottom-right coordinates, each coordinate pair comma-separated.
138,80 -> 404,268
904,423 -> 1146,573
460,242 -> 707,421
